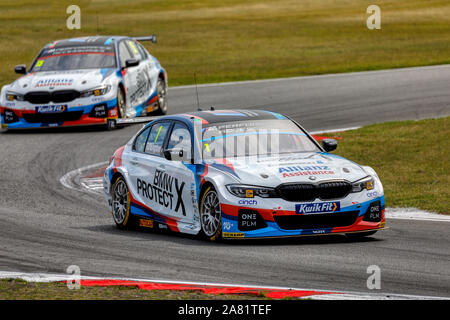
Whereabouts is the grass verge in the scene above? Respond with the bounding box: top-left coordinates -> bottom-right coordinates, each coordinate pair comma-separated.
0,279 -> 270,300
326,117 -> 449,214
0,0 -> 449,87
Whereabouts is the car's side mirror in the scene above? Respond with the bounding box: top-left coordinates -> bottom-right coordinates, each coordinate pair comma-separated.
14,64 -> 27,74
163,148 -> 191,162
322,139 -> 337,152
124,58 -> 139,69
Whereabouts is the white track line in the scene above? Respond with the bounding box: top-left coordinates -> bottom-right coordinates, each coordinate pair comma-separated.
169,64 -> 450,90
59,161 -> 108,195
0,271 -> 447,300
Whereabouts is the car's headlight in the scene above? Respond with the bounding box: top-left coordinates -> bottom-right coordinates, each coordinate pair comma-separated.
226,184 -> 278,198
351,176 -> 375,193
5,91 -> 24,101
80,85 -> 111,98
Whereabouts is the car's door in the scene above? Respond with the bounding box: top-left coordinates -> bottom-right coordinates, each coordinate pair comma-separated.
127,121 -> 172,215
124,40 -> 153,114
162,121 -> 199,224
118,40 -> 140,116
135,41 -> 160,103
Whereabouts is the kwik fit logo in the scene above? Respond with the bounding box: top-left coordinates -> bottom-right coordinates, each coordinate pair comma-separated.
296,202 -> 340,214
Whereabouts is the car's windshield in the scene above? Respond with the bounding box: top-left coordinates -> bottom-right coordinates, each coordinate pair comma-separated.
201,119 -> 320,159
30,45 -> 116,72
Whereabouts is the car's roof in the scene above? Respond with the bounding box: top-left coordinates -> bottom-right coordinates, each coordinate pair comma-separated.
174,109 -> 288,125
44,36 -> 129,49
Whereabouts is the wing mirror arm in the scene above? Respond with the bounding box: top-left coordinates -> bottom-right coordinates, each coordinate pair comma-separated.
163,148 -> 193,163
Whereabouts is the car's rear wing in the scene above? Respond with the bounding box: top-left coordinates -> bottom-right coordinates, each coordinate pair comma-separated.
132,35 -> 157,43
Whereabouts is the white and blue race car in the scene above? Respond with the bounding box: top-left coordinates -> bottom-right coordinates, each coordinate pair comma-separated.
103,109 -> 386,241
0,35 -> 167,130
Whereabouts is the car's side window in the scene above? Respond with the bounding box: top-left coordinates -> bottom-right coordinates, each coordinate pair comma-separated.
126,40 -> 143,61
145,122 -> 172,156
133,126 -> 151,153
136,43 -> 149,60
118,41 -> 133,68
167,122 -> 192,159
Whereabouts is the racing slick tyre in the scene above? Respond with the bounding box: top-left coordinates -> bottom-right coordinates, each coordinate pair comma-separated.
111,176 -> 132,229
199,185 -> 222,241
154,77 -> 168,115
117,87 -> 126,119
345,231 -> 377,239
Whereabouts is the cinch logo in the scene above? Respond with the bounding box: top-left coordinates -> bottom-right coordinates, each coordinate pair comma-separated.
295,202 -> 340,214
238,199 -> 258,205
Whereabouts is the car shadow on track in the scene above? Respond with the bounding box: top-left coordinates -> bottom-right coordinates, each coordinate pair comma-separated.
85,224 -> 383,247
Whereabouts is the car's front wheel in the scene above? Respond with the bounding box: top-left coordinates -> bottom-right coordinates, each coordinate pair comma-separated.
112,176 -> 131,229
200,186 -> 222,241
117,87 -> 126,119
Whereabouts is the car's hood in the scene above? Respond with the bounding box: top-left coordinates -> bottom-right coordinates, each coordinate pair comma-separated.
8,69 -> 114,93
207,152 -> 369,186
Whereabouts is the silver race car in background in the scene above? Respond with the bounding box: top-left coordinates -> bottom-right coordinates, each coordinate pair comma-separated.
0,35 -> 167,130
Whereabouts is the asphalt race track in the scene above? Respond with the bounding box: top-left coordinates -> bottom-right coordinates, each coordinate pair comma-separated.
1,65 -> 449,297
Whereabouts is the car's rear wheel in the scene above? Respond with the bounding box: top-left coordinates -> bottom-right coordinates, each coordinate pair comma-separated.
200,186 -> 222,241
154,77 -> 168,115
112,176 -> 131,229
345,231 -> 377,239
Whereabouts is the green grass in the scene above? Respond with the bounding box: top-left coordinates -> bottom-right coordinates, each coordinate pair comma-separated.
327,117 -> 450,214
0,0 -> 449,87
0,279 -> 270,300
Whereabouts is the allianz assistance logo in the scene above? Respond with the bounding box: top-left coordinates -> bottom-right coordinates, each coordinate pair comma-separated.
295,201 -> 340,214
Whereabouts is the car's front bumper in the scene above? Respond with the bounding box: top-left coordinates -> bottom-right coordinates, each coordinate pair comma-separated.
0,97 -> 118,129
220,196 -> 386,239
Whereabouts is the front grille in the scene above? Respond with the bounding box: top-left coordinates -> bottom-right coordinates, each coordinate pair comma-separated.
22,111 -> 83,123
24,90 -> 80,104
274,211 -> 359,230
276,181 -> 352,202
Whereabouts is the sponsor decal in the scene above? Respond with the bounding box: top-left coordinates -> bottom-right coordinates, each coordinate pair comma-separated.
223,221 -> 233,231
379,221 -> 385,228
92,97 -> 106,103
295,202 -> 340,214
245,189 -> 254,198
279,166 -> 335,178
238,210 -> 267,231
222,232 -> 245,238
238,199 -> 258,205
35,78 -> 74,87
35,105 -> 67,113
109,108 -> 118,117
139,219 -> 154,228
136,169 -> 186,215
367,191 -> 379,198
158,223 -> 168,230
363,200 -> 382,222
